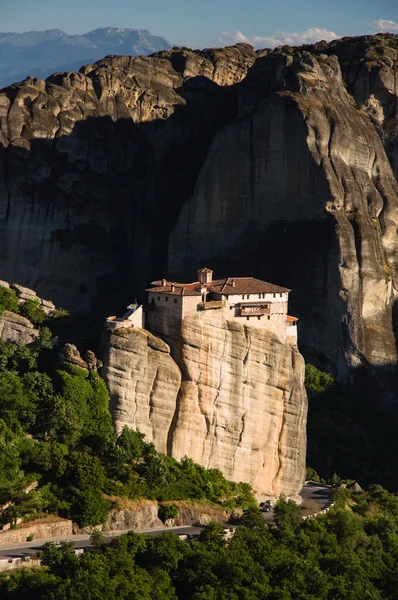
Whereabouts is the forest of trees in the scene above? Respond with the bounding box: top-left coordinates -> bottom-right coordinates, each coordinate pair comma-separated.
4,288 -> 398,598
3,486 -> 398,599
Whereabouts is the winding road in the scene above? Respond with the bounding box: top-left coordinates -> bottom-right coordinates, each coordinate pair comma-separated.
0,484 -> 331,561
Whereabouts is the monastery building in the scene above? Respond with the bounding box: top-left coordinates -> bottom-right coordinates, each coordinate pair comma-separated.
146,268 -> 298,345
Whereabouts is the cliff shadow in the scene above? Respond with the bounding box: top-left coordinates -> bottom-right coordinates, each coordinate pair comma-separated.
0,74 -> 238,318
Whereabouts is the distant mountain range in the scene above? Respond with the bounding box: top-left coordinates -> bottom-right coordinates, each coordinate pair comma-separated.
0,27 -> 173,87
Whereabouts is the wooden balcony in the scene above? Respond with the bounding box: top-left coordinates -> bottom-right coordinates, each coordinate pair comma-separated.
198,300 -> 226,311
239,304 -> 270,316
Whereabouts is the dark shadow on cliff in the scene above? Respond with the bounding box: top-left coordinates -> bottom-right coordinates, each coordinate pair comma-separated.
0,74 -> 238,321
306,362 -> 398,492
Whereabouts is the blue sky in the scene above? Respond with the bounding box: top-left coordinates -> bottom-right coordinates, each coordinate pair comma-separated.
1,0 -> 398,48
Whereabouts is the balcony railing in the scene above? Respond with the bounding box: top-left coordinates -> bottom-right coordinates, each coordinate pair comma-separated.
239,305 -> 270,316
198,300 -> 226,310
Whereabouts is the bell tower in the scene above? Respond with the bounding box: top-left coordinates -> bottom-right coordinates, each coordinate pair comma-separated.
197,268 -> 213,285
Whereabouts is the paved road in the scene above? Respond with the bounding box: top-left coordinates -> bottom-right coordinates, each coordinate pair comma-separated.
299,482 -> 331,509
0,484 -> 331,560
0,526 -> 202,560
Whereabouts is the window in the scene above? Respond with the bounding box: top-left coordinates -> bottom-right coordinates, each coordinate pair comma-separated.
165,297 -> 168,301
246,294 -> 250,299
242,295 -> 245,300
246,317 -> 249,321
230,306 -> 233,310
174,299 -> 177,304
157,296 -> 160,301
268,315 -> 270,320
273,293 -> 276,298
258,294 -> 261,298
280,293 -> 283,297
258,316 -> 261,320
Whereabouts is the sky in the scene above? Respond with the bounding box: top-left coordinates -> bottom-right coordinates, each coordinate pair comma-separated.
0,0 -> 397,49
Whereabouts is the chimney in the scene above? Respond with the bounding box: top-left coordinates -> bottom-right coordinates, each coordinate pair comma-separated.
231,278 -> 236,287
162,279 -> 166,287
171,283 -> 175,292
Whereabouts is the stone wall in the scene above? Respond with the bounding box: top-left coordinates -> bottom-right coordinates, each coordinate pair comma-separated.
0,517 -> 72,545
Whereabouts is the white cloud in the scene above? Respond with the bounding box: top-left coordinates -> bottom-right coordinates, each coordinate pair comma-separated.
218,27 -> 339,50
370,19 -> 398,32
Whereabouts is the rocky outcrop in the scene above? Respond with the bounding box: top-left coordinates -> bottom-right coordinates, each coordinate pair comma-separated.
171,312 -> 307,498
58,343 -> 103,372
74,499 -> 228,534
0,310 -> 39,344
315,34 -> 398,179
102,312 -> 307,498
0,35 -> 397,396
168,46 -> 398,395
0,280 -> 55,315
103,327 -> 182,452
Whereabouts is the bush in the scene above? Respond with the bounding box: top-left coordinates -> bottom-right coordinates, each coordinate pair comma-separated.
0,287 -> 20,314
20,299 -> 46,325
158,504 -> 179,522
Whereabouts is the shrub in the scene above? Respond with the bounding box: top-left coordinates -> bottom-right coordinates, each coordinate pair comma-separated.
158,504 -> 179,522
0,287 -> 20,314
20,299 -> 46,325
26,534 -> 34,541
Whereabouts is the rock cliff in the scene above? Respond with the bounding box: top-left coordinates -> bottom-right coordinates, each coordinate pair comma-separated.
102,312 -> 307,498
0,44 -> 255,311
168,44 -> 398,395
0,35 -> 397,395
103,327 -> 181,453
0,310 -> 39,344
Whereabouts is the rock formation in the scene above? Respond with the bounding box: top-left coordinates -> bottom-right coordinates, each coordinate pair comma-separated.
103,327 -> 181,454
168,44 -> 398,396
0,310 -> 39,344
102,312 -> 307,498
0,44 -> 255,311
0,35 -> 397,396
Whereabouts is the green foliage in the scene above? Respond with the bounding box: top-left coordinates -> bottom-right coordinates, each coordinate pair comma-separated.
306,466 -> 320,482
7,485 -> 398,598
306,364 -> 398,491
158,504 -> 179,522
20,298 -> 46,325
0,333 -> 256,531
0,286 -> 19,314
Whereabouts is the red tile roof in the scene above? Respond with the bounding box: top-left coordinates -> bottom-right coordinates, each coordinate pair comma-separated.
209,277 -> 290,295
197,267 -> 213,273
286,315 -> 298,322
146,281 -> 202,296
147,276 -> 290,297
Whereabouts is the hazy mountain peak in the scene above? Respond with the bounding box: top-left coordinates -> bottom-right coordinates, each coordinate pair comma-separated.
0,26 -> 172,87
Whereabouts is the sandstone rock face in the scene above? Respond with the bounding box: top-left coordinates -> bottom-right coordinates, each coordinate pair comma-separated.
171,312 -> 307,498
102,327 -> 182,453
168,47 -> 398,395
0,44 -> 255,311
0,310 -> 39,344
319,35 -> 398,179
102,312 -> 307,498
0,35 -> 397,396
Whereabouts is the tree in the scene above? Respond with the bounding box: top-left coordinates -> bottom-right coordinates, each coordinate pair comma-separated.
116,426 -> 146,462
0,286 -> 20,314
0,371 -> 35,430
62,451 -> 108,527
20,298 -> 46,325
158,504 -> 179,523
